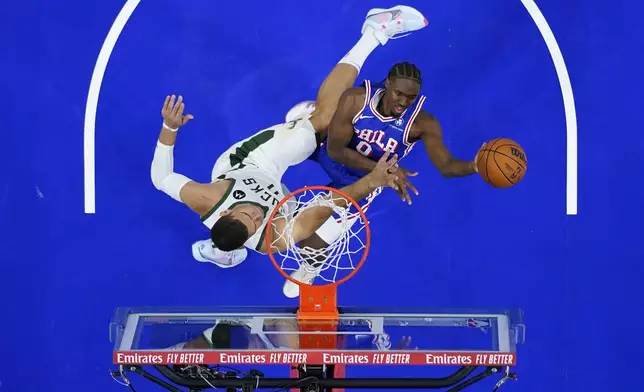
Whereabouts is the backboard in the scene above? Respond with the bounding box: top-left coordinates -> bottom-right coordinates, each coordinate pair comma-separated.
110,305 -> 524,390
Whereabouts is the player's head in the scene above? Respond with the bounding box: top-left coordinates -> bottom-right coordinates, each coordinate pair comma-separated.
210,204 -> 265,251
383,62 -> 422,117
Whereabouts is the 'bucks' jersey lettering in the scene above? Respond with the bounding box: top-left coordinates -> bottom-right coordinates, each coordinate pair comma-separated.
241,177 -> 281,207
201,167 -> 286,253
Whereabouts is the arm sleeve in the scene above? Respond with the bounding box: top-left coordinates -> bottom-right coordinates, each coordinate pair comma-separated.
150,141 -> 193,202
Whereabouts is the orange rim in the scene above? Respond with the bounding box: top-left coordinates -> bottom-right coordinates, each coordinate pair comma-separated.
265,185 -> 371,288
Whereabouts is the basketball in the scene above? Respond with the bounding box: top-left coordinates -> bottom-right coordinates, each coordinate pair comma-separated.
476,138 -> 527,188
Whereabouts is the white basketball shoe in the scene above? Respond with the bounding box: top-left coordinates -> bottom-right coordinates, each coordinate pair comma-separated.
285,100 -> 316,123
192,239 -> 247,268
283,263 -> 323,298
362,5 -> 429,45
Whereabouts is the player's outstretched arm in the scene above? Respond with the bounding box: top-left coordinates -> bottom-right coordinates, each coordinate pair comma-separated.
268,152 -> 399,253
151,95 -> 212,214
326,88 -> 380,173
416,112 -> 478,177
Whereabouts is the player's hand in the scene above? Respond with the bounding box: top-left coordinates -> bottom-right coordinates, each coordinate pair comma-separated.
162,95 -> 194,129
471,142 -> 487,173
367,150 -> 400,189
392,166 -> 419,205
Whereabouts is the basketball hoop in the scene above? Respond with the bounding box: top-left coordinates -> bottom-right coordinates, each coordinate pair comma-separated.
265,185 -> 370,348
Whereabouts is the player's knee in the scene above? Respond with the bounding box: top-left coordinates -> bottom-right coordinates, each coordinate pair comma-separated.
310,108 -> 334,133
211,215 -> 249,251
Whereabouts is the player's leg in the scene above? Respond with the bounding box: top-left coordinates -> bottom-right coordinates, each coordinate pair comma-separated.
240,6 -> 429,182
292,6 -> 429,131
283,187 -> 382,298
204,17 -> 383,184
308,6 -> 428,133
235,22 -> 383,179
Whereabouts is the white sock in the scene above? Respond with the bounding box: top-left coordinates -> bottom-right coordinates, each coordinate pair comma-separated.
339,26 -> 380,72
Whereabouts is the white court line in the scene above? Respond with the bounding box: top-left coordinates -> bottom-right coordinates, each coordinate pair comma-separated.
521,0 -> 578,215
83,0 -> 141,214
83,1 -> 578,215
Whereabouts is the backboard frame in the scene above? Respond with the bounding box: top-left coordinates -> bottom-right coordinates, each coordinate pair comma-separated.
110,306 -> 524,391
111,306 -> 524,354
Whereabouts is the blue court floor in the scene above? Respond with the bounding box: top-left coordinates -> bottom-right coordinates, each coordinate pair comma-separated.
1,1 -> 643,391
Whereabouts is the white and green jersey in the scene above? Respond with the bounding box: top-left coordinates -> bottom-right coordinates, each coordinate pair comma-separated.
201,166 -> 286,253
204,119 -> 318,253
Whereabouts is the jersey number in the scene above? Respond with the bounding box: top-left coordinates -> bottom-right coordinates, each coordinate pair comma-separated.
356,141 -> 373,157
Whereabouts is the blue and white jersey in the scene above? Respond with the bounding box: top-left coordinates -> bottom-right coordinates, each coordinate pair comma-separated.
349,79 -> 426,162
317,79 -> 427,191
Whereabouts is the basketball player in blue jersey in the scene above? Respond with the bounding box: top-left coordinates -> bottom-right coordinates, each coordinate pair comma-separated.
289,62 -> 481,204
281,62 -> 483,297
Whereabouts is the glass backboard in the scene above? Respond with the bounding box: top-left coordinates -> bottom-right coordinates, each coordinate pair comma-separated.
110,306 -> 524,391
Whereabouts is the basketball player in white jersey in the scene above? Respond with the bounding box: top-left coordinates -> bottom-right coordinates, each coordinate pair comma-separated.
150,6 -> 428,267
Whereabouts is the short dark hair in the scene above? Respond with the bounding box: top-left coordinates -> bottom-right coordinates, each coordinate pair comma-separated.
387,62 -> 422,84
211,215 -> 249,251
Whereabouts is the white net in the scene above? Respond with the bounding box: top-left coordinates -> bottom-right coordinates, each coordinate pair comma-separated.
268,188 -> 369,284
